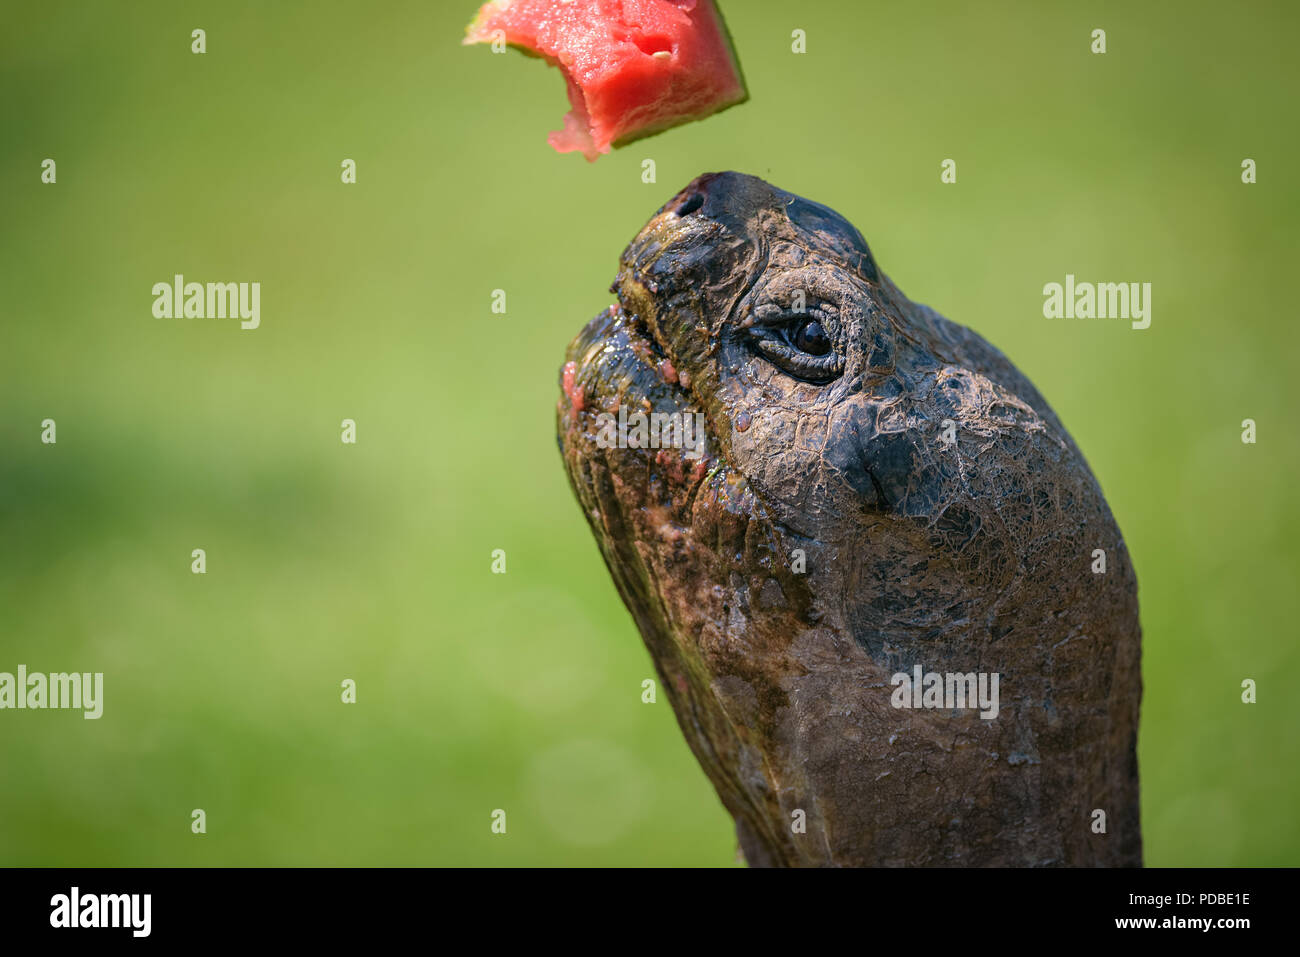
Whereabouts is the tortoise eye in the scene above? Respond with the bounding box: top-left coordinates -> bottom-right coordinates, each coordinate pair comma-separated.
794,319 -> 831,356
745,304 -> 844,384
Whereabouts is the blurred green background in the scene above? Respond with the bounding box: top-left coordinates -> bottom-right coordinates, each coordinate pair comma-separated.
1,0 -> 1296,866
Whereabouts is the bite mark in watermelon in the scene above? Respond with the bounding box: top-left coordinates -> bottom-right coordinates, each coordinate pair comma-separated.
464,0 -> 747,161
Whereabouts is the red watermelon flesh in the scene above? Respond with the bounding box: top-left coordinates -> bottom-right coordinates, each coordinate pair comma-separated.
464,0 -> 747,161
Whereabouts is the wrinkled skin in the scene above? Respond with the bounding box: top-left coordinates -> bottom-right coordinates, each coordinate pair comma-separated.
556,172 -> 1142,867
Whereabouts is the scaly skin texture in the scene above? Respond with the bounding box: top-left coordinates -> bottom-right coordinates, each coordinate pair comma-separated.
556,172 -> 1142,867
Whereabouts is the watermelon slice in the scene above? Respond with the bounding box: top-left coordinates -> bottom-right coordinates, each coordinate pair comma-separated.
464,0 -> 747,161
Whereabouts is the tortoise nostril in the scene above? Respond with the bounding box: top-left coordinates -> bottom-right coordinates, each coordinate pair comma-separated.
676,193 -> 705,216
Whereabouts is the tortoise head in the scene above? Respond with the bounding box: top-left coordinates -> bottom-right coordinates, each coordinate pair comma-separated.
558,172 -> 1142,867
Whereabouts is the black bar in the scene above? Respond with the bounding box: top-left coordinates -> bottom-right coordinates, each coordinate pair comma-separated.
0,867 -> 1278,943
